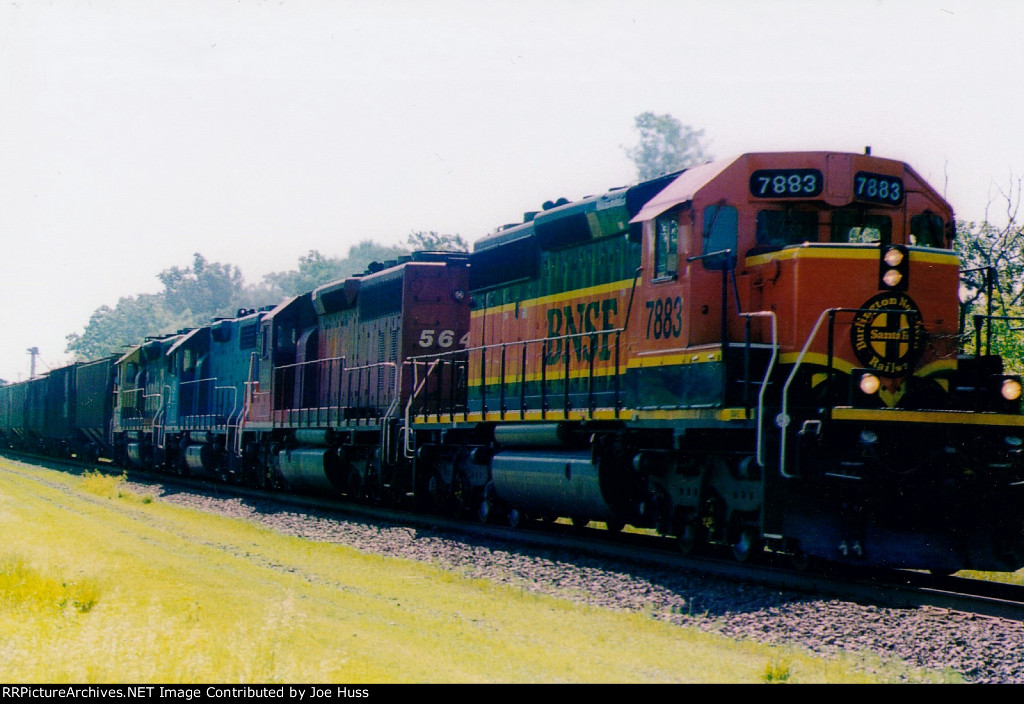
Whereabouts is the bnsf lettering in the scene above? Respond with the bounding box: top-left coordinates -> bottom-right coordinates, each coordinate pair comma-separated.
645,296 -> 683,340
545,298 -> 618,365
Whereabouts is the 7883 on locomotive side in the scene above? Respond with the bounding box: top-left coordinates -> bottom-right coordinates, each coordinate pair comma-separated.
408,150 -> 1024,572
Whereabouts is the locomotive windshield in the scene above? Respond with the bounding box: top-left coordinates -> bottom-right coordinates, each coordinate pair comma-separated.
831,210 -> 892,244
755,210 -> 818,246
702,204 -> 737,269
909,211 -> 946,247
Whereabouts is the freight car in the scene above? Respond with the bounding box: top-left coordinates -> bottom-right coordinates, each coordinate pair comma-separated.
0,356 -> 115,460
2,149 -> 1023,574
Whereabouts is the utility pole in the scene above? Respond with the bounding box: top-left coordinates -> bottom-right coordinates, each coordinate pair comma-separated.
27,347 -> 38,378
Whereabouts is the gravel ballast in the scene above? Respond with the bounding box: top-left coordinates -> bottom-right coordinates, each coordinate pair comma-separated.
146,483 -> 1024,683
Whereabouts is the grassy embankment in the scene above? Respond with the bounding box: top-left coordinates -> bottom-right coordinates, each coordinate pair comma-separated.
0,455 -> 964,683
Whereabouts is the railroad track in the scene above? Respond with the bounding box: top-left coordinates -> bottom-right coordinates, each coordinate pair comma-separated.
7,449 -> 1024,624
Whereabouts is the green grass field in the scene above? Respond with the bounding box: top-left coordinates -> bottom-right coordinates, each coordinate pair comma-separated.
0,456 -> 960,683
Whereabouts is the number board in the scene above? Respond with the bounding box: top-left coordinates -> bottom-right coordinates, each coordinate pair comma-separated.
854,172 -> 903,205
749,169 -> 823,198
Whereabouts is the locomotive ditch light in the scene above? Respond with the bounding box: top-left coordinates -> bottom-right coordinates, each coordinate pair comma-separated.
1001,376 -> 1023,401
986,374 -> 1024,414
849,369 -> 884,408
859,372 -> 881,396
878,244 -> 909,291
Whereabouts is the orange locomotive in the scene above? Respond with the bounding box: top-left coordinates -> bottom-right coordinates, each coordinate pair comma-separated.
409,150 -> 1024,571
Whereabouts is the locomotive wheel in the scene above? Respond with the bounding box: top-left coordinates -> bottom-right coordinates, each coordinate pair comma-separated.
347,470 -> 365,500
605,521 -> 624,533
790,549 -> 813,572
446,474 -> 470,517
477,484 -> 496,524
731,527 -> 762,563
571,516 -> 590,531
364,479 -> 383,505
506,508 -> 522,528
477,496 -> 492,524
676,519 -> 704,556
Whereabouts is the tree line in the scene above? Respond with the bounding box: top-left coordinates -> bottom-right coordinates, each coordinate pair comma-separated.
64,232 -> 467,361
63,112 -> 699,363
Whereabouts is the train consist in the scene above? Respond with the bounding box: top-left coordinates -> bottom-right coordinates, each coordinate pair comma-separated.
3,150 -> 1024,573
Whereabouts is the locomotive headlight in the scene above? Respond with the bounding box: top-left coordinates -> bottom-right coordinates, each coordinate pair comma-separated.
859,372 -> 881,395
883,248 -> 905,267
881,269 -> 903,288
1001,378 -> 1022,401
879,244 -> 909,291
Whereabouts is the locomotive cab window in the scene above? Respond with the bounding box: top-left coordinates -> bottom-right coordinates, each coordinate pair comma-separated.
755,210 -> 818,247
910,211 -> 945,248
831,210 -> 891,244
653,211 -> 679,279
702,204 -> 737,270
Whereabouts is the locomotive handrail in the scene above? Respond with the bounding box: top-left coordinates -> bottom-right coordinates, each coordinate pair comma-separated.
687,248 -> 739,390
378,361 -> 403,465
779,305 -> 922,477
403,358 -> 442,458
961,265 -> 995,346
171,376 -> 243,432
276,354 -> 345,426
407,326 -> 626,421
405,355 -> 466,424
268,355 -> 401,468
217,385 -> 238,451
115,386 -> 148,420
972,314 -> 1024,357
234,352 -> 258,458
274,355 -> 346,372
622,266 -> 642,331
779,308 -> 839,477
272,354 -> 345,426
116,386 -> 164,429
154,386 -> 169,451
175,376 -> 218,427
738,310 -> 777,468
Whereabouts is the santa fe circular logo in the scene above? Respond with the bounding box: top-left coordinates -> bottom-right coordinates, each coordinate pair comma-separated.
850,293 -> 922,377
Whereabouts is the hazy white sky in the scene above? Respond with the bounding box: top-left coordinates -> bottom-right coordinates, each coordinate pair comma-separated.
1,0 -> 1023,381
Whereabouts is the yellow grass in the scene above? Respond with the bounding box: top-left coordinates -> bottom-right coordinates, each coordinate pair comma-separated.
0,456 -> 959,683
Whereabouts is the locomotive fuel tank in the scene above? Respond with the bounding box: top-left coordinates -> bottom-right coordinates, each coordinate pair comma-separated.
183,442 -> 219,478
490,450 -> 618,523
272,447 -> 347,494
